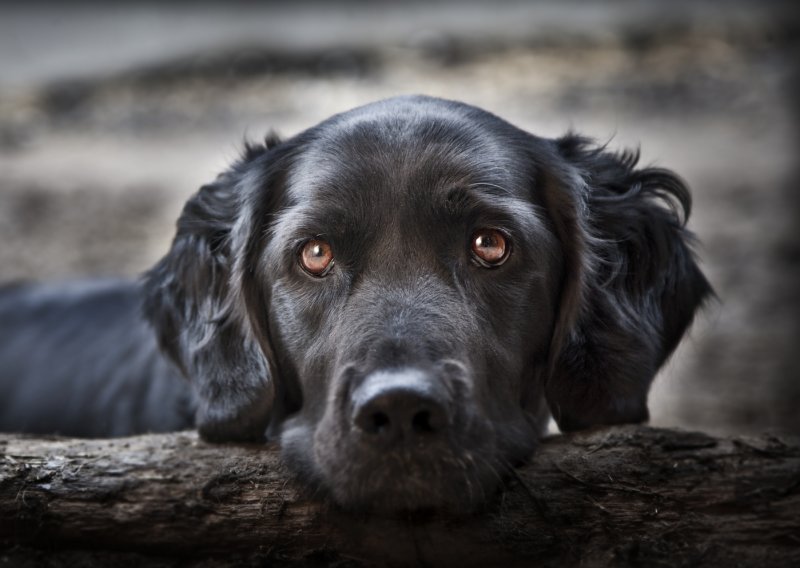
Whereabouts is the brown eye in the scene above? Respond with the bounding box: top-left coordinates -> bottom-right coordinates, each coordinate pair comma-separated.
471,229 -> 510,267
299,239 -> 334,276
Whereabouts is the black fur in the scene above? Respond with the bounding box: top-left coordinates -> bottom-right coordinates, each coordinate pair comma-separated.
0,96 -> 711,511
0,280 -> 193,437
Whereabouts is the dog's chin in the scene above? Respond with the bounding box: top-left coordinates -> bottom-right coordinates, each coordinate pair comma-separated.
329,454 -> 505,515
279,418 -> 508,514
322,450 -> 506,515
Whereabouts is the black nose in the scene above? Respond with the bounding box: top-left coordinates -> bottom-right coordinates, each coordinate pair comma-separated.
352,369 -> 450,443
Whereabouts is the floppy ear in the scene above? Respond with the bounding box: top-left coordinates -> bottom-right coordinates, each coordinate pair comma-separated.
143,137 -> 282,442
542,134 -> 713,431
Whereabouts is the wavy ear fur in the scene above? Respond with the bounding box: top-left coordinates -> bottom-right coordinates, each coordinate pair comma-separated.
543,134 -> 712,431
143,135 -> 282,442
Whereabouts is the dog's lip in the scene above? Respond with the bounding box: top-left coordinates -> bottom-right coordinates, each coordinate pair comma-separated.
329,449 -> 504,512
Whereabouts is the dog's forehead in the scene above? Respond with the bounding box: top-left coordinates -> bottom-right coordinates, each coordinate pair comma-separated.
285,99 -> 530,204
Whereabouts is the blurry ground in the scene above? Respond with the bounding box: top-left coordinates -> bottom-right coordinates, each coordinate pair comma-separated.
0,1 -> 798,435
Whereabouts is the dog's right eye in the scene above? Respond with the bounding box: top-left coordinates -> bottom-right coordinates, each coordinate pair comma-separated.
299,239 -> 335,277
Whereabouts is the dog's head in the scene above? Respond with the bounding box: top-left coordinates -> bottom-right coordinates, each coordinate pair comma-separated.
144,96 -> 711,512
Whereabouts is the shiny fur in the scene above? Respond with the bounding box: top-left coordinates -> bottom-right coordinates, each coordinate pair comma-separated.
0,96 -> 711,512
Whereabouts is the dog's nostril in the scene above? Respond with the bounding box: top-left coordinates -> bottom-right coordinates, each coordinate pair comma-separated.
371,411 -> 390,433
412,410 -> 434,433
357,402 -> 444,440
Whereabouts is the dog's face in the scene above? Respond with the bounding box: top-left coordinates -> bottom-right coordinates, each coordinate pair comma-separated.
145,96 -> 711,512
261,102 -> 562,511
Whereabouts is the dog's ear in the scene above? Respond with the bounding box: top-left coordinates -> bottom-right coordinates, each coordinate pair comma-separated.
143,136 -> 282,442
541,134 -> 712,431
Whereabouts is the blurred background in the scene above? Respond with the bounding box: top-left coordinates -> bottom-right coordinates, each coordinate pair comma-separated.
0,1 -> 797,436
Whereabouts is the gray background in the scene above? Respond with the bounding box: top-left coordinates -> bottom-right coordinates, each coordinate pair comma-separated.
1,1 -> 797,435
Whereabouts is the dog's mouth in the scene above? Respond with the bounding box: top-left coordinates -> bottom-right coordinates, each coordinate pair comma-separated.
279,412 -> 517,513
316,438 -> 507,514
279,406 -> 514,513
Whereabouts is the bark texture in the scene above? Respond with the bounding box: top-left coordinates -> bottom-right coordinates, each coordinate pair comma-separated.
1,426 -> 798,567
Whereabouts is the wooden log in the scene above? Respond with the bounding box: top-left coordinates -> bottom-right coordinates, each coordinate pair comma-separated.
1,426 -> 799,567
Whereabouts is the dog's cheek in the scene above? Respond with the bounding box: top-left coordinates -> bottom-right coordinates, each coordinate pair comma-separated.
470,278 -> 553,402
269,279 -> 347,363
270,284 -> 320,351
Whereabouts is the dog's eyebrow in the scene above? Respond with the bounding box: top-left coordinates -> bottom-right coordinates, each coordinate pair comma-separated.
439,179 -> 533,217
466,181 -> 515,197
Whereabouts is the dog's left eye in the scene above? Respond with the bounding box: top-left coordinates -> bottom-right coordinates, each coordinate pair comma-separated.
471,229 -> 510,267
299,239 -> 335,277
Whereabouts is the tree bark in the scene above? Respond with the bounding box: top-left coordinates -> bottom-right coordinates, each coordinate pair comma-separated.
1,426 -> 798,567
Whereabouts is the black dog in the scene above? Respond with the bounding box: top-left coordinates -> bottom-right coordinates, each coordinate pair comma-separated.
0,96 -> 711,512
